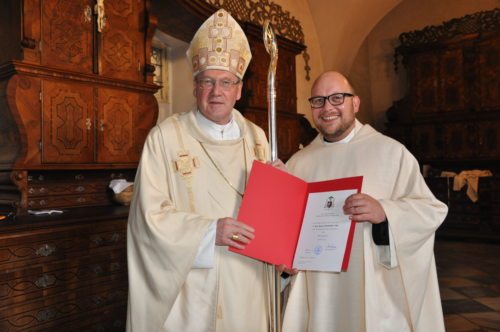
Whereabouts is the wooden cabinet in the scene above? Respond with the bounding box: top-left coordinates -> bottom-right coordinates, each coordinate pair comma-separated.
0,1 -> 158,329
386,9 -> 500,241
427,177 -> 500,242
0,0 -> 159,214
0,207 -> 128,331
37,0 -> 146,82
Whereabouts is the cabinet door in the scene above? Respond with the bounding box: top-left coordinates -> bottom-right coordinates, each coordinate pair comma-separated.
444,122 -> 477,159
439,47 -> 466,112
96,87 -> 136,163
99,0 -> 145,82
42,80 -> 95,163
478,120 -> 500,158
41,0 -> 94,74
411,123 -> 445,161
412,52 -> 439,114
276,48 -> 298,113
477,34 -> 500,111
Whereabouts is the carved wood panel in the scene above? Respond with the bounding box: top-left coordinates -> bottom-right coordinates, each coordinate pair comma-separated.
410,123 -> 445,161
413,53 -> 439,114
41,0 -> 94,74
42,80 -> 94,164
443,122 -> 477,159
439,46 -> 466,112
100,0 -> 145,81
478,120 -> 500,158
243,34 -> 297,113
97,88 -> 136,163
478,33 -> 500,111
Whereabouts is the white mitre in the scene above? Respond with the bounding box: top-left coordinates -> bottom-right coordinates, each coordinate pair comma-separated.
186,9 -> 252,79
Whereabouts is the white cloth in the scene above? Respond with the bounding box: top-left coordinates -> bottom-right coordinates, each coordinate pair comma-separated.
126,109 -> 271,332
195,109 -> 241,140
283,122 -> 448,332
192,220 -> 216,268
108,179 -> 133,193
453,170 -> 492,202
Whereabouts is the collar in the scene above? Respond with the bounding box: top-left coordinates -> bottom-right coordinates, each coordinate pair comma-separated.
323,119 -> 362,144
195,109 -> 241,140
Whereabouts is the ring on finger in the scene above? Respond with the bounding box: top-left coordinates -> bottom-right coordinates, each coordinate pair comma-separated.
231,233 -> 240,241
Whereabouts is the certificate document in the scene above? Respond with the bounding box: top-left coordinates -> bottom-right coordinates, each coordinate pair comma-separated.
293,189 -> 357,272
230,161 -> 363,272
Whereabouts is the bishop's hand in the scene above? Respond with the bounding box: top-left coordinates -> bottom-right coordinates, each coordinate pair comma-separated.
215,217 -> 255,250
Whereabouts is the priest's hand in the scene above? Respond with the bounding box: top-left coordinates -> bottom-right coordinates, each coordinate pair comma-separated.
268,159 -> 288,172
216,217 -> 255,250
276,264 -> 298,277
343,193 -> 386,224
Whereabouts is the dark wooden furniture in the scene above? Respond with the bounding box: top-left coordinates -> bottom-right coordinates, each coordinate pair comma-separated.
0,207 -> 128,331
152,0 -> 313,162
386,8 -> 500,241
0,0 -> 158,329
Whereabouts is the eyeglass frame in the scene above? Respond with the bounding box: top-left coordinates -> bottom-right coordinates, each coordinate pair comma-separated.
308,92 -> 354,108
196,77 -> 241,91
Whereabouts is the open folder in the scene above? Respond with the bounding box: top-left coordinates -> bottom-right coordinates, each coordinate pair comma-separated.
230,161 -> 363,272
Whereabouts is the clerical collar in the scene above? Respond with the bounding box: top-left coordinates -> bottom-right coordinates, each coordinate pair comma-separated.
195,109 -> 241,140
323,119 -> 362,144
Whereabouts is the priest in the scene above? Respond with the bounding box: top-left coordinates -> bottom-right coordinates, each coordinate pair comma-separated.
126,9 -> 274,331
282,71 -> 448,332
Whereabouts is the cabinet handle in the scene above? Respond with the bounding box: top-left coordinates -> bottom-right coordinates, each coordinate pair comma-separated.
36,274 -> 56,288
93,265 -> 104,276
36,244 -> 56,257
86,118 -> 92,130
75,186 -> 85,193
144,63 -> 155,74
95,0 -> 107,32
92,233 -> 120,246
83,5 -> 92,23
76,197 -> 87,203
99,119 -> 105,132
20,38 -> 36,49
93,296 -> 104,306
36,308 -> 57,321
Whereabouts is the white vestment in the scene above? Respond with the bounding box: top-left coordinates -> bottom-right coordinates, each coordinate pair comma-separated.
127,109 -> 272,332
283,123 -> 447,332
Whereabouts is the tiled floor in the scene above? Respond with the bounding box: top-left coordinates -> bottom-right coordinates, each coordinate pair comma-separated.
435,240 -> 500,331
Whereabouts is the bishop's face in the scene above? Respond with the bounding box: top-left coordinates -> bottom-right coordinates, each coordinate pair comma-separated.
310,72 -> 360,142
194,69 -> 242,125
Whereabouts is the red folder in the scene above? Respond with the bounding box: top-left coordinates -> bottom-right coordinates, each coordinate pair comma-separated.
230,161 -> 363,271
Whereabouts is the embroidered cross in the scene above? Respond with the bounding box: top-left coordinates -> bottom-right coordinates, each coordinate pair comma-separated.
174,151 -> 199,178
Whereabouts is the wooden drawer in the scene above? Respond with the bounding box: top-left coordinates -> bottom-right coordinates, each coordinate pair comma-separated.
0,282 -> 127,331
0,229 -> 88,270
0,252 -> 127,308
27,193 -> 111,209
39,304 -> 127,332
28,182 -> 108,197
0,220 -> 126,269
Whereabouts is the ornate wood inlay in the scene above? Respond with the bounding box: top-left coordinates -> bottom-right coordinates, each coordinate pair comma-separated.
47,1 -> 91,65
103,97 -> 132,153
103,32 -> 134,70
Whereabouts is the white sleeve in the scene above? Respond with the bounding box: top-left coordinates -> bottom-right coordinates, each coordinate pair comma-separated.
192,220 -> 217,268
376,226 -> 399,269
